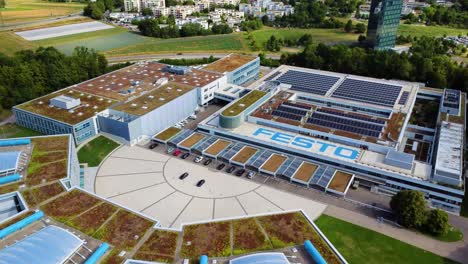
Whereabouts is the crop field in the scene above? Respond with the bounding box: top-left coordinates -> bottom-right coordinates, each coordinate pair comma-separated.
94,210 -> 153,250
17,21 -> 114,41
134,230 -> 179,263
41,189 -> 101,222
258,212 -> 341,264
232,218 -> 272,255
0,0 -> 84,25
68,202 -> 118,236
181,221 -> 231,258
104,33 -> 247,57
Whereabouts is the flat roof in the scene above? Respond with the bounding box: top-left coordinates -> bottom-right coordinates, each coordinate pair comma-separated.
435,121 -> 463,175
112,82 -> 195,116
203,54 -> 257,73
230,252 -> 290,264
154,127 -> 182,141
231,146 -> 258,164
178,133 -> 206,148
222,90 -> 266,116
327,171 -> 353,194
204,139 -> 231,156
292,162 -> 318,182
260,154 -> 287,173
0,225 -> 83,264
16,89 -> 117,125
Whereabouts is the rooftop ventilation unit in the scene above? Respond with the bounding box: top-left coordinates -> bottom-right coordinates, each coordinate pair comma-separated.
163,65 -> 191,75
50,95 -> 81,110
131,103 -> 137,107
142,106 -> 148,109
77,112 -> 83,116
159,97 -> 165,101
148,95 -> 154,99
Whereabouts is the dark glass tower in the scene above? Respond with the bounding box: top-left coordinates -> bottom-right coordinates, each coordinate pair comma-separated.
366,0 -> 403,50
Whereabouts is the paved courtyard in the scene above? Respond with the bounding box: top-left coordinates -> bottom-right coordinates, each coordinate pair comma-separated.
94,145 -> 327,228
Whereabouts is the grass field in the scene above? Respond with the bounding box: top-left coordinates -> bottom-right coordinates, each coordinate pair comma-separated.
77,135 -> 120,167
315,215 -> 459,264
398,24 -> 468,38
0,31 -> 37,54
0,0 -> 84,25
0,123 -> 42,138
104,33 -> 247,57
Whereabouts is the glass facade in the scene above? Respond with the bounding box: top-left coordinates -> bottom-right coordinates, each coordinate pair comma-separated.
367,0 -> 403,50
229,58 -> 260,85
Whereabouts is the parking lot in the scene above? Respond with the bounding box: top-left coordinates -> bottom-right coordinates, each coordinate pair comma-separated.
94,144 -> 327,229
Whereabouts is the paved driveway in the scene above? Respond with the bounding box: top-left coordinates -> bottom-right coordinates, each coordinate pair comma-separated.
95,145 -> 327,228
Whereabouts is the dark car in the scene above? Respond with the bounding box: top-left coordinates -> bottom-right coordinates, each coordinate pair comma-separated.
179,172 -> 189,180
149,143 -> 158,149
216,163 -> 226,170
203,159 -> 212,166
235,169 -> 245,177
181,153 -> 190,159
226,166 -> 236,173
196,179 -> 206,187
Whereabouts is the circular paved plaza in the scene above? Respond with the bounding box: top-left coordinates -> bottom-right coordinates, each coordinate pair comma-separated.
95,145 -> 326,228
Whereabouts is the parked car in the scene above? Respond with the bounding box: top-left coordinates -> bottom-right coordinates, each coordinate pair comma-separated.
173,149 -> 182,156
179,172 -> 189,180
247,171 -> 255,179
226,166 -> 236,173
194,156 -> 203,163
188,114 -> 197,120
216,163 -> 226,170
196,179 -> 206,187
167,147 -> 175,153
235,169 -> 245,177
203,159 -> 212,166
181,153 -> 190,159
149,143 -> 158,149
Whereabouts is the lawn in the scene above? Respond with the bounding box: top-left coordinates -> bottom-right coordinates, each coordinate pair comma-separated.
248,27 -> 358,48
397,24 -> 468,38
104,33 -> 247,57
134,230 -> 179,263
0,123 -> 43,138
77,135 -> 120,167
315,214 -> 459,264
0,0 -> 84,25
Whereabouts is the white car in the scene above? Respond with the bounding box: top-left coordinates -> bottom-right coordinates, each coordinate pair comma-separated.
188,114 -> 197,120
194,156 -> 203,163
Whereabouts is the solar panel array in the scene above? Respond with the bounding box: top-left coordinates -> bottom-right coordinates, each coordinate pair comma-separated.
264,71 -> 282,81
194,136 -> 219,153
316,109 -> 386,125
283,102 -> 311,110
307,113 -> 382,138
317,167 -> 336,188
272,110 -> 302,121
276,70 -> 340,95
245,149 -> 265,166
249,150 -> 273,168
283,159 -> 304,178
398,91 -> 410,105
309,166 -> 326,185
332,78 -> 402,107
277,105 -> 308,116
168,130 -> 193,145
276,157 -> 295,175
221,143 -> 245,161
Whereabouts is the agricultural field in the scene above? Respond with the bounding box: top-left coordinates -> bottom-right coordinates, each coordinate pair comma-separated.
68,202 -> 118,236
0,0 -> 85,25
94,210 -> 153,250
77,135 -> 120,167
315,215 -> 459,264
232,218 -> 272,255
134,230 -> 179,263
181,221 -> 231,259
104,33 -> 247,57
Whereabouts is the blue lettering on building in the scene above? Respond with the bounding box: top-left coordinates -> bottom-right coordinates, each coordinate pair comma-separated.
252,128 -> 359,160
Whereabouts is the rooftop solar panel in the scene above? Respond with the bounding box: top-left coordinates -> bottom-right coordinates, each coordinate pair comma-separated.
168,130 -> 193,145
277,105 -> 308,116
282,102 -> 311,110
307,117 -> 380,138
249,150 -> 273,167
272,110 -> 302,121
309,165 -> 326,185
316,109 -> 386,125
283,159 -> 303,178
276,70 -> 340,96
276,157 -> 294,175
193,136 -> 218,153
264,71 -> 282,81
332,78 -> 402,107
221,143 -> 245,161
312,113 -> 383,132
398,91 -> 410,105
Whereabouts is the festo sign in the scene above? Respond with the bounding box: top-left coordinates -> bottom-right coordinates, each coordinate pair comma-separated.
252,127 -> 359,160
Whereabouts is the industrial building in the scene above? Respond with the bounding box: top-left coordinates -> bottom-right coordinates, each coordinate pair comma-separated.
160,65 -> 465,214
13,55 -> 260,145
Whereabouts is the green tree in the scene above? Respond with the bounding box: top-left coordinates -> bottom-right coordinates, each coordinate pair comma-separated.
355,23 -> 366,33
141,7 -> 153,16
390,190 -> 427,229
0,0 -> 5,8
425,209 -> 449,235
344,19 -> 353,32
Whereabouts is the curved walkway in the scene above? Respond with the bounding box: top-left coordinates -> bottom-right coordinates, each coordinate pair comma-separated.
95,145 -> 327,228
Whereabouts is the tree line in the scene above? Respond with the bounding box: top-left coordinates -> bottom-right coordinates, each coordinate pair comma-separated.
84,0 -> 124,19
279,36 -> 467,91
137,18 -> 232,38
404,0 -> 468,28
0,47 -> 124,114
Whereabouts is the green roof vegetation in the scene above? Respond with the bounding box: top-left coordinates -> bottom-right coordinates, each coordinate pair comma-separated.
78,135 -> 120,167
154,127 -> 182,141
222,90 -> 266,117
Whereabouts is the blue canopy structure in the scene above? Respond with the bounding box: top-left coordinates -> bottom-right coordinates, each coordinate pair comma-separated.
230,253 -> 290,264
0,225 -> 83,264
0,139 -> 30,147
0,151 -> 21,174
